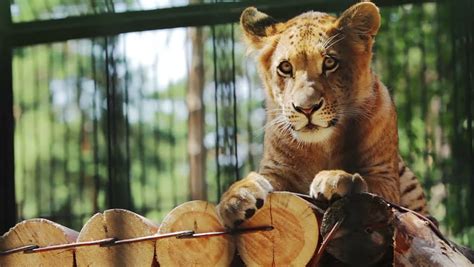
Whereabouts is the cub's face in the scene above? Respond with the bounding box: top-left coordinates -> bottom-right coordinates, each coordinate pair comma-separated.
241,3 -> 381,143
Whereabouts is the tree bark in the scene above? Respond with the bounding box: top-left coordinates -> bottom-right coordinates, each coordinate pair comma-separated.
394,211 -> 473,267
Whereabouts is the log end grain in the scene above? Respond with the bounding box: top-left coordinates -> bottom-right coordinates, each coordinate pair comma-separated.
76,209 -> 158,267
236,192 -> 319,266
0,218 -> 78,267
156,200 -> 235,267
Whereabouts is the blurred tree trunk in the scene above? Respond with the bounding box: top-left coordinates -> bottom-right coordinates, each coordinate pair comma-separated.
187,3 -> 206,200
103,37 -> 132,210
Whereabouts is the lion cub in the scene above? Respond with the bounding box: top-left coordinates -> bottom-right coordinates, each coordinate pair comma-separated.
217,2 -> 428,228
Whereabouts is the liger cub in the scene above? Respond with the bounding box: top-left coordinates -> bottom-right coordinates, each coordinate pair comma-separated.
216,2 -> 428,229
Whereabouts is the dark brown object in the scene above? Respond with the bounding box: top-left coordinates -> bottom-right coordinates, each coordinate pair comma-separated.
320,194 -> 395,266
318,193 -> 474,267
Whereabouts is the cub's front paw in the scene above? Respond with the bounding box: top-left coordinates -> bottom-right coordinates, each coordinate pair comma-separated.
310,170 -> 368,206
216,172 -> 273,228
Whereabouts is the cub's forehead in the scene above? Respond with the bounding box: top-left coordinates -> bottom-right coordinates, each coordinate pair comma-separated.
273,12 -> 338,58
287,11 -> 336,28
281,11 -> 337,45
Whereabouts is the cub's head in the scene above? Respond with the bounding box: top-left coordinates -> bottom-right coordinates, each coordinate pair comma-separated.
241,2 -> 381,143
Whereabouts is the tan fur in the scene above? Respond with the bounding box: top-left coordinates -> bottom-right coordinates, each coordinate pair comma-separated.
217,3 -> 428,228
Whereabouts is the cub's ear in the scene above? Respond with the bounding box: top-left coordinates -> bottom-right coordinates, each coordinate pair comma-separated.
337,2 -> 381,38
240,7 -> 282,49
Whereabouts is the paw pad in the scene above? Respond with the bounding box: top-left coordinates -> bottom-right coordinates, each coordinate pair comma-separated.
216,172 -> 273,228
245,208 -> 256,219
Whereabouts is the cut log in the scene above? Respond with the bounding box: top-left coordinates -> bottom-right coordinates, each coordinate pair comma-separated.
75,209 -> 158,267
156,200 -> 234,266
236,192 -> 319,266
394,211 -> 473,267
0,218 -> 78,267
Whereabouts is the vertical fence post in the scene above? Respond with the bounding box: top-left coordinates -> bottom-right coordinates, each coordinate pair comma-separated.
0,0 -> 17,234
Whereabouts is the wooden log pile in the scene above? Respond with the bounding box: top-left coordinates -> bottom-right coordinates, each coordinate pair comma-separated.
1,192 -> 473,266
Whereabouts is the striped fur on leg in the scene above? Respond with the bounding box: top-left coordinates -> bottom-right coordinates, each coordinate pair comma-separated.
398,155 -> 429,214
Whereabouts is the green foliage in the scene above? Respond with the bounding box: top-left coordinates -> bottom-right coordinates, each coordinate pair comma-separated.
375,2 -> 473,244
11,0 -> 136,22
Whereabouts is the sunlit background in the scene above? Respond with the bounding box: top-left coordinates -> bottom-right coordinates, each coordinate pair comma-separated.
2,0 -> 473,247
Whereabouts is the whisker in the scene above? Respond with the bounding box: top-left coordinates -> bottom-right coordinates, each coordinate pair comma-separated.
325,35 -> 345,50
262,115 -> 289,131
322,32 -> 340,48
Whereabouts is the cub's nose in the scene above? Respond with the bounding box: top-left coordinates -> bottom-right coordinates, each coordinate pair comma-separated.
292,99 -> 324,117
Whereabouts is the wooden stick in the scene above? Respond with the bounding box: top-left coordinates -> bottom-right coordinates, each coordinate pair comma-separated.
75,209 -> 159,267
156,200 -> 235,266
0,218 -> 78,267
310,218 -> 344,267
236,192 -> 319,266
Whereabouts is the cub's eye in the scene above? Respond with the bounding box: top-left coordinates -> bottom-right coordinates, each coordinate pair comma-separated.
323,56 -> 339,75
277,61 -> 293,77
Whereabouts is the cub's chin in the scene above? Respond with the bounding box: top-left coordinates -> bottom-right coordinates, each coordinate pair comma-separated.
291,126 -> 334,143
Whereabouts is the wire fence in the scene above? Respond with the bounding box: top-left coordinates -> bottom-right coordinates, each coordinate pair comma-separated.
0,226 -> 272,256
12,26 -> 263,228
